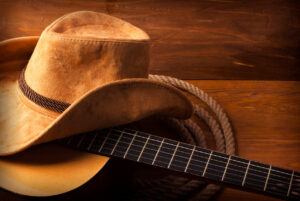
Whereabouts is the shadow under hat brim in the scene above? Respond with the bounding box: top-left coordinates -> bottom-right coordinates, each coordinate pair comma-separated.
0,37 -> 193,196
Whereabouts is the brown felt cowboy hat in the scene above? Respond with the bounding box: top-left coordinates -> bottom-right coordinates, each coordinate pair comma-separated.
0,11 -> 193,196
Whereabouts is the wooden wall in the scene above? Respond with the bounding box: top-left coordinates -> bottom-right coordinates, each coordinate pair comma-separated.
0,0 -> 299,80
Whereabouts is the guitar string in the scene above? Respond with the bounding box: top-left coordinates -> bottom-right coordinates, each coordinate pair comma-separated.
66,132 -> 293,187
114,128 -> 298,179
120,150 -> 284,193
102,144 -> 290,194
97,132 -> 286,183
73,130 -> 297,186
95,129 -> 298,182
65,137 -> 291,195
98,139 -> 291,192
96,135 -> 293,187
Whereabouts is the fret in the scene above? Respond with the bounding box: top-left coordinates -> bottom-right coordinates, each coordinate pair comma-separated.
244,161 -> 269,191
76,134 -> 85,148
242,161 -> 251,186
184,145 -> 195,173
204,151 -> 229,181
67,134 -> 81,146
288,171 -> 294,197
87,132 -> 97,151
88,129 -> 109,153
99,129 -> 122,155
123,131 -> 137,159
76,131 -> 97,150
137,135 -> 150,162
67,135 -> 73,145
111,129 -> 135,158
124,131 -> 148,161
223,156 -> 248,186
169,142 -> 193,172
186,147 -> 211,175
97,129 -> 112,153
152,138 -> 164,165
66,133 -> 90,149
202,150 -> 213,177
265,166 -> 292,196
290,171 -> 300,200
110,130 -> 124,155
221,155 -> 231,182
168,142 -> 179,168
153,139 -> 177,168
139,135 -> 162,164
264,165 -> 272,191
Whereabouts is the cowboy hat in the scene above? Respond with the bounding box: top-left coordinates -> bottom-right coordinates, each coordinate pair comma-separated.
0,11 -> 193,196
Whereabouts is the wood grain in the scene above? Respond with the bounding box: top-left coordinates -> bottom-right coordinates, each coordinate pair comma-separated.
0,80 -> 299,201
188,80 -> 300,171
0,0 -> 299,80
188,80 -> 300,201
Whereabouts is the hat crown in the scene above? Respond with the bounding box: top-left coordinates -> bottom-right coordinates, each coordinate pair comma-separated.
25,11 -> 150,104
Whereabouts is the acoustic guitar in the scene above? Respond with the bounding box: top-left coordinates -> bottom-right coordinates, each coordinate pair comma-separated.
61,127 -> 300,200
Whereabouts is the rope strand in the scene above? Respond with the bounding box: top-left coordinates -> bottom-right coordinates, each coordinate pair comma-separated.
130,74 -> 237,201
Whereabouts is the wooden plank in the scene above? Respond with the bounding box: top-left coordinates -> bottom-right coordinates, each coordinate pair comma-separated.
188,80 -> 300,169
0,80 -> 299,201
0,0 -> 299,80
187,80 -> 300,200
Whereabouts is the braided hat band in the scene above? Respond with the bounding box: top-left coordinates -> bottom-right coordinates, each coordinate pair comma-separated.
18,68 -> 70,113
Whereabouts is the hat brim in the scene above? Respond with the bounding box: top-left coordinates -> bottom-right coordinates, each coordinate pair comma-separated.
0,37 -> 193,196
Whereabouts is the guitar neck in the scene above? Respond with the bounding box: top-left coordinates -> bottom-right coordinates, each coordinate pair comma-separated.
62,127 -> 300,200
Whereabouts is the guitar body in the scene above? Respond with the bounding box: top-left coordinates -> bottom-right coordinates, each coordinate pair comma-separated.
0,143 -> 110,197
0,118 -> 184,200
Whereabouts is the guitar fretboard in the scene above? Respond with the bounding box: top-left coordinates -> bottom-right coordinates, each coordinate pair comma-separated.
62,128 -> 300,200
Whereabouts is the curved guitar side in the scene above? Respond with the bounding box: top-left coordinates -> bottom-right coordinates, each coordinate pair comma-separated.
0,142 -> 109,197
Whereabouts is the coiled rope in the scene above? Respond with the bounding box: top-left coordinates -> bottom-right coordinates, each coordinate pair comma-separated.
131,75 -> 236,201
